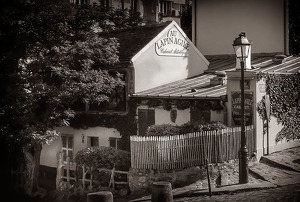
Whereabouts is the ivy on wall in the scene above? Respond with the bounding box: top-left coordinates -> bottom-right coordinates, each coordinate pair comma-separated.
69,98 -> 224,150
69,100 -> 138,151
142,99 -> 223,111
257,72 -> 300,142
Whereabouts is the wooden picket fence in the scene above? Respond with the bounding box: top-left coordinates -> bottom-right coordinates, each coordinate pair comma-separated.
130,125 -> 255,170
56,154 -> 128,190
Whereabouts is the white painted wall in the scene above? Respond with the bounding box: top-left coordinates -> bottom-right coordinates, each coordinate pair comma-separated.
193,0 -> 285,55
211,110 -> 224,123
155,107 -> 190,126
137,104 -> 225,129
40,126 -> 121,168
132,21 -> 209,93
226,70 -> 300,161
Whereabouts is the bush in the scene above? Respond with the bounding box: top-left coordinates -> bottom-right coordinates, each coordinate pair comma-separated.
75,146 -> 131,171
179,121 -> 227,134
143,122 -> 228,137
145,124 -> 180,136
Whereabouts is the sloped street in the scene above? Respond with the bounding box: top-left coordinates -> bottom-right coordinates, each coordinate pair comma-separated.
174,183 -> 300,202
130,146 -> 300,202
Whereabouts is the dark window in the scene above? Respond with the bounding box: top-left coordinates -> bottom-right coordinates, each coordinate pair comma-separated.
61,134 -> 74,162
109,137 -> 121,149
138,109 -> 155,136
88,136 -> 99,147
190,109 -> 211,123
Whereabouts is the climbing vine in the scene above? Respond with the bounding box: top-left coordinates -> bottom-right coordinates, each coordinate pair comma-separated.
69,100 -> 138,151
257,72 -> 300,142
140,99 -> 223,111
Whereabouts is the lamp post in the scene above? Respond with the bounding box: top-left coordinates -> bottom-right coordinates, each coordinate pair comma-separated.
233,32 -> 251,184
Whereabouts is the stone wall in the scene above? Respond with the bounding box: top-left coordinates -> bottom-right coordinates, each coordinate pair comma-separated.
128,160 -> 242,195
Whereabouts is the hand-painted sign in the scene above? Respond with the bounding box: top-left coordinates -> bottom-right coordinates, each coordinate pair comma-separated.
155,27 -> 189,57
231,91 -> 253,126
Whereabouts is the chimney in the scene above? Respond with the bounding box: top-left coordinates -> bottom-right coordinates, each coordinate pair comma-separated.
210,71 -> 227,86
273,54 -> 287,64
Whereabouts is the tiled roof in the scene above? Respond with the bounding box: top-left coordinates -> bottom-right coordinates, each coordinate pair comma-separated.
254,55 -> 300,73
132,55 -> 300,99
100,22 -> 170,63
132,73 -> 227,100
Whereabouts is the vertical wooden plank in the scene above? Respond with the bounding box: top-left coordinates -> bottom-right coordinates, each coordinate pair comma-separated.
187,133 -> 191,167
138,136 -> 140,169
130,136 -> 133,168
151,136 -> 154,170
164,136 -> 167,170
180,134 -> 184,169
174,135 -> 178,169
208,131 -> 211,163
201,131 -> 205,165
132,136 -> 135,169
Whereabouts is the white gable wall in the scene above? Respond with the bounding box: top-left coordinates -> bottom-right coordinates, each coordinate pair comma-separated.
40,126 -> 121,168
132,21 -> 209,93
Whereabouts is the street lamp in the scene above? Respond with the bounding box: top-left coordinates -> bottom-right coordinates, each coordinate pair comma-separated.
233,32 -> 251,184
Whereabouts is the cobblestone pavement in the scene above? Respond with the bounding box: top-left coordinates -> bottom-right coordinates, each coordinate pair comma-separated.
174,183 -> 300,202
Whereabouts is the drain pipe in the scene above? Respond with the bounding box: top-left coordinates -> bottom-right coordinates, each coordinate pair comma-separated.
219,100 -> 227,125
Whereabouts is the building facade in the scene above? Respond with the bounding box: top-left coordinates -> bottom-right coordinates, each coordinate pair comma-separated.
69,0 -> 189,24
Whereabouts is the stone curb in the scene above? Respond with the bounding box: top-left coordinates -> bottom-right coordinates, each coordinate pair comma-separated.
129,182 -> 277,202
175,181 -> 277,198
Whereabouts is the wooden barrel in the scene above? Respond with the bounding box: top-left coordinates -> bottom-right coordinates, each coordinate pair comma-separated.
151,181 -> 173,202
87,191 -> 113,202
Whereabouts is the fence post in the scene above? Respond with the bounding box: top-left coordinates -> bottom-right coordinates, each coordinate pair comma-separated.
56,152 -> 63,190
87,191 -> 113,202
206,159 -> 212,197
151,181 -> 173,202
109,167 -> 115,190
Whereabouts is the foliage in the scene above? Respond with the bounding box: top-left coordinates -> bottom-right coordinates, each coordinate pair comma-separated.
289,0 -> 300,54
75,146 -> 131,171
69,103 -> 137,151
178,121 -> 227,134
257,72 -> 300,142
143,121 -> 227,137
145,124 -> 180,137
0,0 -> 141,195
1,1 -> 143,144
180,1 -> 192,39
139,99 -> 223,111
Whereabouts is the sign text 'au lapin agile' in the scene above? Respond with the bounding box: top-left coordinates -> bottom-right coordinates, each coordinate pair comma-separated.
155,27 -> 189,57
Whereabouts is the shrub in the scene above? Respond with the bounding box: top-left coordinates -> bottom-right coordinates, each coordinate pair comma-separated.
201,121 -> 227,131
145,124 -> 180,136
75,146 -> 131,171
144,122 -> 228,137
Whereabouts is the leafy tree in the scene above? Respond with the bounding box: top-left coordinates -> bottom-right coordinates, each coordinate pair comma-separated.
289,0 -> 300,55
180,1 -> 192,40
0,0 -> 141,196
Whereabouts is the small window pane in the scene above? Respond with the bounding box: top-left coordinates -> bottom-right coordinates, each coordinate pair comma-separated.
68,136 -> 73,149
63,150 -> 67,161
110,138 -> 116,148
68,151 -> 73,161
62,136 -> 67,148
90,137 -> 99,147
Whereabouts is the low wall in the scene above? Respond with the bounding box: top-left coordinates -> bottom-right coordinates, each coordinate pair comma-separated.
128,160 -> 243,195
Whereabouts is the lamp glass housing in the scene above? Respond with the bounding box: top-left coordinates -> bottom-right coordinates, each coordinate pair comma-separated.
233,32 -> 251,59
